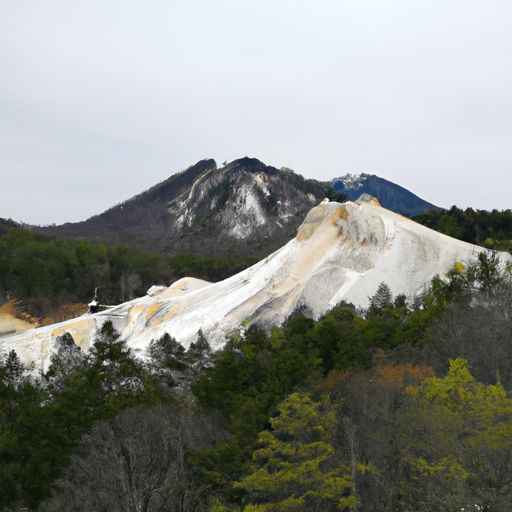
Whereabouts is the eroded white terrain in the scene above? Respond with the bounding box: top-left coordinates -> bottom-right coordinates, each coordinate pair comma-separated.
2,198 -> 508,370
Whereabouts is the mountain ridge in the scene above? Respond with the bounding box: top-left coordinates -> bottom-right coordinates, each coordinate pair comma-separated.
331,173 -> 441,216
33,158 -> 332,258
27,160 -> 444,260
4,197 -> 509,370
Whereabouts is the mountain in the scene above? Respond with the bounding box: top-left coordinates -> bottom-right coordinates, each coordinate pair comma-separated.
5,196 -> 509,370
34,158 -> 332,258
331,173 -> 441,216
32,161 -> 441,258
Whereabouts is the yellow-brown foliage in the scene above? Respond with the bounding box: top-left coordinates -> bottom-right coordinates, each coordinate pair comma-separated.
40,303 -> 88,326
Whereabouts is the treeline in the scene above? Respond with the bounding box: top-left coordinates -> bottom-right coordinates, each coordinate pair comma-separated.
0,225 -> 258,314
3,203 -> 511,317
415,205 -> 512,252
2,253 -> 512,510
168,254 -> 260,283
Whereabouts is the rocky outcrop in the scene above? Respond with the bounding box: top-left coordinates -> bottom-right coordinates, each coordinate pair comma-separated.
34,158 -> 331,257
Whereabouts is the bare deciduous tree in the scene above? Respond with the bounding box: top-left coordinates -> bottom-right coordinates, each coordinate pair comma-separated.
41,402 -> 226,512
427,281 -> 512,389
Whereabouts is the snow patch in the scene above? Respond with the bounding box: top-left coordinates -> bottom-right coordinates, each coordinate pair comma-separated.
331,173 -> 369,190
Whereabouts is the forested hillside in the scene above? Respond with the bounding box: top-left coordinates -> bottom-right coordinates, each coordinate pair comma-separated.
0,224 -> 258,317
415,206 -> 512,252
2,252 -> 512,511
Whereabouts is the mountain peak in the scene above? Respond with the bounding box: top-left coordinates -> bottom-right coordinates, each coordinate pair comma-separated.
331,173 -> 371,190
34,158 -> 330,257
182,158 -> 217,175
331,173 -> 440,216
224,157 -> 269,173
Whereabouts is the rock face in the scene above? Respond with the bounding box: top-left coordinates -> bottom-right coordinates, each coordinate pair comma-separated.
34,158 -> 329,257
331,173 -> 441,216
53,332 -> 83,370
4,198 -> 509,370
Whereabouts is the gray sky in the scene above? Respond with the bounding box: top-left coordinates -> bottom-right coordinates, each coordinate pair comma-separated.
1,0 -> 511,224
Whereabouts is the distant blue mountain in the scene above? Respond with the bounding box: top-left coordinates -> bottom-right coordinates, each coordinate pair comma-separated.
331,173 -> 441,216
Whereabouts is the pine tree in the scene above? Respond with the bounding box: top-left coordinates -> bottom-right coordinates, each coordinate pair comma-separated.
0,349 -> 28,424
368,282 -> 393,315
3,349 -> 25,389
476,251 -> 502,290
89,320 -> 141,393
148,332 -> 187,371
235,392 -> 355,511
187,329 -> 213,376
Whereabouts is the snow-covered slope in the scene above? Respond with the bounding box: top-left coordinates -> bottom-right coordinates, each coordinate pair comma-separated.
2,198 -> 508,369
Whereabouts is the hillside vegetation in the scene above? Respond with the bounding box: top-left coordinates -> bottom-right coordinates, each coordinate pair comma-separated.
2,253 -> 512,511
414,205 -> 512,252
0,224 -> 258,317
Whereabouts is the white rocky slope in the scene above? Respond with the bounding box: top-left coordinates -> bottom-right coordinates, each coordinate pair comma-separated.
35,158 -> 328,258
2,198 -> 509,369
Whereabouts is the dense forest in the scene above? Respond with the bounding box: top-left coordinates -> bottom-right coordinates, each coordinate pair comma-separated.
0,223 -> 258,317
2,252 -> 512,511
414,205 -> 512,252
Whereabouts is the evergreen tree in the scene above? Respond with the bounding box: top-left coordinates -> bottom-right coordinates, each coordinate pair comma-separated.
3,349 -> 26,390
368,282 -> 393,316
235,392 -> 355,511
89,320 -> 141,393
148,332 -> 187,371
0,350 -> 28,426
147,332 -> 190,389
187,329 -> 213,376
476,251 -> 502,290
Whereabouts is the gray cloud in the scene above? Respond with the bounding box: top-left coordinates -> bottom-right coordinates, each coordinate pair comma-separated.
1,0 -> 511,224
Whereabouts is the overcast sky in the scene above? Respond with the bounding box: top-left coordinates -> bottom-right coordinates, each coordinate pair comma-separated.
1,0 -> 511,224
